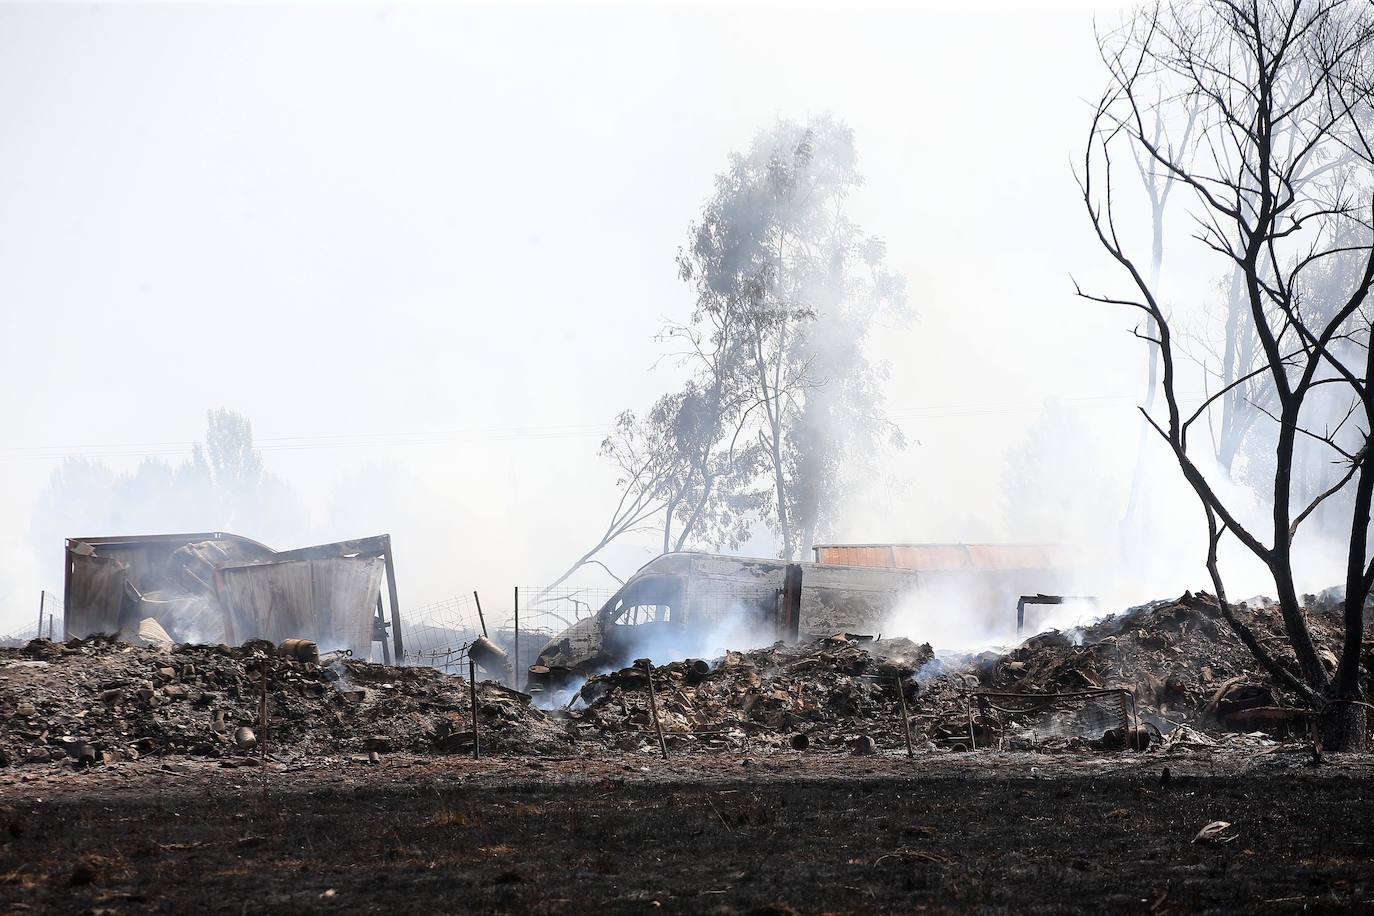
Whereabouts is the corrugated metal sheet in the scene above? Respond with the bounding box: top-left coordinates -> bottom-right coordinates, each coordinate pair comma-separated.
66,552 -> 127,636
890,544 -> 974,570
827,546 -> 899,568
813,543 -> 1071,572
218,556 -> 384,654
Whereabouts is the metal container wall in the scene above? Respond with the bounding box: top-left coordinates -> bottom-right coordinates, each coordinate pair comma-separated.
217,556 -> 384,655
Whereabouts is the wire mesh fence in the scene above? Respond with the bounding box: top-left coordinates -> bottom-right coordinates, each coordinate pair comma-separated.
0,592 -> 64,647
514,585 -> 613,643
399,592 -> 488,673
395,585 -> 626,683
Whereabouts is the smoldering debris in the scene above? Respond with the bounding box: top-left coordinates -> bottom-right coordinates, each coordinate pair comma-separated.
0,635 -> 571,768
966,592 -> 1337,731
0,591 -> 1366,771
567,634 -> 935,754
566,591 -> 1368,756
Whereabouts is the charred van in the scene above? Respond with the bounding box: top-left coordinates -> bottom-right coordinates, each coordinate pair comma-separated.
527,551 -> 921,690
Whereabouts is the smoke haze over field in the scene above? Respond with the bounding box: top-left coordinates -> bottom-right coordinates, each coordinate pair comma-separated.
0,0 -> 1353,637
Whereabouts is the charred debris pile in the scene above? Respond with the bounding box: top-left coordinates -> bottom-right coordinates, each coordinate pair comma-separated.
570,591 -> 1364,754
1,592 -> 1365,769
568,635 -> 935,754
967,591 -> 1362,734
0,637 -> 570,768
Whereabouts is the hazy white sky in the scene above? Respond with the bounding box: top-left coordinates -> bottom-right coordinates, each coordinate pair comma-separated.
5,0 -> 1234,632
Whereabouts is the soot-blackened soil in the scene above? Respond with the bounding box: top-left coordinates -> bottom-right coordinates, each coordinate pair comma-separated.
1,753 -> 1371,913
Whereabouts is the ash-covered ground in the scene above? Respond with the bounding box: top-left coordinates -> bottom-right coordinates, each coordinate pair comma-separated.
1,593 -> 1371,913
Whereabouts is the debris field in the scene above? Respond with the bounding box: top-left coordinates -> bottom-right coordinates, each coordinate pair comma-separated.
2,591 -> 1367,772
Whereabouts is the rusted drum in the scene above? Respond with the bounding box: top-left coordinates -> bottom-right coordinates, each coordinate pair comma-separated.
277,638 -> 320,665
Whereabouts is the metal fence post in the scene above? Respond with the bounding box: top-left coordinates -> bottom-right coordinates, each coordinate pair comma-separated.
513,586 -> 520,691
473,591 -> 488,637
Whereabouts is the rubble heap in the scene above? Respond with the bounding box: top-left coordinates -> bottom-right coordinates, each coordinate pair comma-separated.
567,634 -> 934,754
3,592 -> 1366,767
568,593 -> 1371,755
920,592 -> 1372,742
0,636 -> 571,768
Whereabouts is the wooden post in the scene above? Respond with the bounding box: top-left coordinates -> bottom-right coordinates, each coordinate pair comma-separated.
473,591 -> 488,637
259,657 -> 269,761
513,586 -> 520,692
967,696 -> 976,751
641,660 -> 668,760
382,536 -> 403,660
469,657 -> 481,760
896,676 -> 914,758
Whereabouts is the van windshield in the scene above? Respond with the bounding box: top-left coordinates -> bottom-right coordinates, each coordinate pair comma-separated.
601,574 -> 684,627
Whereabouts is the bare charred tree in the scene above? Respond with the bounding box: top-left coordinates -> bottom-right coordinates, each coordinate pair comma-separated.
1079,0 -> 1374,748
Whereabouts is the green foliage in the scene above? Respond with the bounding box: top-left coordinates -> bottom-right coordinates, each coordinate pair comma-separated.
674,114 -> 909,558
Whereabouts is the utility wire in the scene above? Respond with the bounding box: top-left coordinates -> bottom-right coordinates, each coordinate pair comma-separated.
0,392 -> 1206,463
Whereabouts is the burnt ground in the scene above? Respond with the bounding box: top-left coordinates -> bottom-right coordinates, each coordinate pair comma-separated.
1,751 -> 1372,914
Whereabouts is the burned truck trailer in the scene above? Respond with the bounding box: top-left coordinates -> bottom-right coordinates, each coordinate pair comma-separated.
528,552 -> 922,688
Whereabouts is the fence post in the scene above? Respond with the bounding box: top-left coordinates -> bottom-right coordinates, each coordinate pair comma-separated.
513,586 -> 520,692
37,591 -> 45,639
469,656 -> 480,760
896,675 -> 914,758
641,659 -> 668,760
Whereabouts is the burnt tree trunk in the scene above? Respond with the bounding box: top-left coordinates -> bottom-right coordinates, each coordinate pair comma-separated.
1324,343 -> 1374,752
1320,695 -> 1369,752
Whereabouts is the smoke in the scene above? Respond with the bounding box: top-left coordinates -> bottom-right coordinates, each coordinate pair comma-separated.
3,2 -> 1365,651
613,609 -> 780,670
532,602 -> 781,711
883,577 -> 1102,655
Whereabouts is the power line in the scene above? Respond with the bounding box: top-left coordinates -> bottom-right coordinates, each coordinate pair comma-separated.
0,392 -> 1203,464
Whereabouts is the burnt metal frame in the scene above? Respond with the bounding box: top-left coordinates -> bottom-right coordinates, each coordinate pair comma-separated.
781,563 -> 803,642
1015,594 -> 1100,635
63,532 -> 404,661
